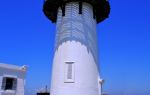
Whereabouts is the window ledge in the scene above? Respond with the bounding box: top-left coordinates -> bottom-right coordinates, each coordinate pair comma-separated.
1,90 -> 16,93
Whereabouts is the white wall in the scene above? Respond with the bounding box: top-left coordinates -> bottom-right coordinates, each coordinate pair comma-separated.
16,78 -> 25,95
51,41 -> 100,95
50,2 -> 102,95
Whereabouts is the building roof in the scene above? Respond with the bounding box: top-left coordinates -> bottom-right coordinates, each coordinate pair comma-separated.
0,63 -> 27,72
43,0 -> 110,23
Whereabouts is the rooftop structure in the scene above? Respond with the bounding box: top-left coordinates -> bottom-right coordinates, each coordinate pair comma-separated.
37,92 -> 50,95
43,0 -> 110,23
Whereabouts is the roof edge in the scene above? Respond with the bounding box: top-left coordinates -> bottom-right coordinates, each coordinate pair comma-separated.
0,63 -> 27,72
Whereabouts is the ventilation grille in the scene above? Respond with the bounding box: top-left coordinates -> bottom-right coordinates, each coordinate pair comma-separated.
64,62 -> 75,83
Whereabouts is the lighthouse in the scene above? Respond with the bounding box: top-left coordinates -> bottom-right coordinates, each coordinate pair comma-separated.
43,0 -> 110,95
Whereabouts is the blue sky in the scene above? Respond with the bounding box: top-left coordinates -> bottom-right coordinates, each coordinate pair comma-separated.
0,0 -> 150,95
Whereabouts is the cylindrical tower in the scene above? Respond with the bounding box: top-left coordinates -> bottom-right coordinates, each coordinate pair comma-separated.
43,0 -> 110,95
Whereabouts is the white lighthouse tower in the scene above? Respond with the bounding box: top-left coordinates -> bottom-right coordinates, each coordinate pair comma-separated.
43,0 -> 110,95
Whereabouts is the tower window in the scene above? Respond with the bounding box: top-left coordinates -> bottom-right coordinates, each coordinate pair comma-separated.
1,77 -> 17,90
64,62 -> 75,83
67,63 -> 73,79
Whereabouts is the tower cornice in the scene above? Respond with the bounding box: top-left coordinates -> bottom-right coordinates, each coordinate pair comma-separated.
43,0 -> 110,23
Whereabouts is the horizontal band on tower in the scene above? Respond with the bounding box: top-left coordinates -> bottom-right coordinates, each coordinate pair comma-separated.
43,0 -> 110,23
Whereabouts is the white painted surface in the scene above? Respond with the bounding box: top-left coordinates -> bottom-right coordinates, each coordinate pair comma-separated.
51,2 -> 102,95
16,78 -> 25,95
51,41 -> 100,95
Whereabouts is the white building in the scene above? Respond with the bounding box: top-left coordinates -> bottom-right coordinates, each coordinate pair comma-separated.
0,63 -> 27,95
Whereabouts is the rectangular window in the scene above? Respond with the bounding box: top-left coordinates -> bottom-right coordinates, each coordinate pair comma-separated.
1,77 -> 17,90
64,62 -> 75,83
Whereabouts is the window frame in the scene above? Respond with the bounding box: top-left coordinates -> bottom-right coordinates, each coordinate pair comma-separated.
1,77 -> 17,90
